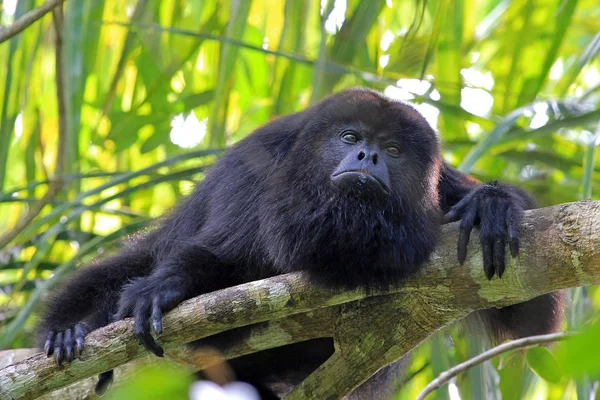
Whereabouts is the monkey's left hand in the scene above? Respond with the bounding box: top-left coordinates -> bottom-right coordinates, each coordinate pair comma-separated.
444,182 -> 526,280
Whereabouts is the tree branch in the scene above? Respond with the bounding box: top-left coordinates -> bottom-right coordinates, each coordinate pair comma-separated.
415,332 -> 574,400
1,201 -> 600,399
0,310 -> 335,399
0,0 -> 67,44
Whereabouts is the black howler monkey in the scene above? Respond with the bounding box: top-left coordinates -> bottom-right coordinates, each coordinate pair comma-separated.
38,88 -> 564,398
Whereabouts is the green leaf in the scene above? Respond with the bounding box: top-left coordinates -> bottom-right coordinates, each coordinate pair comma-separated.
14,149 -> 222,241
140,130 -> 168,154
497,350 -> 519,370
209,0 -> 253,147
556,321 -> 600,377
582,125 -> 600,199
430,332 -> 452,400
458,105 -> 533,173
519,0 -> 578,103
525,346 -> 562,383
106,364 -> 193,400
183,89 -> 216,110
325,0 -> 386,91
557,32 -> 600,96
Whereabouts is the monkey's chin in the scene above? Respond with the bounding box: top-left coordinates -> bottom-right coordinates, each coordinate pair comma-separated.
331,170 -> 390,197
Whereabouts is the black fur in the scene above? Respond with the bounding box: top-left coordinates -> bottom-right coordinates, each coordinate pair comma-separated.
37,88 -> 564,398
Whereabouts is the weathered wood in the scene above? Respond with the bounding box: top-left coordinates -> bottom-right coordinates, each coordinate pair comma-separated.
0,310 -> 335,399
1,201 -> 599,400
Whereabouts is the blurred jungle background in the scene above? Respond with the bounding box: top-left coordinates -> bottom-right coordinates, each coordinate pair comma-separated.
0,0 -> 599,399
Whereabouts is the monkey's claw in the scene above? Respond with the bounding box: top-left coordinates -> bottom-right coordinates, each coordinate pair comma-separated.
42,322 -> 89,366
444,182 -> 524,279
116,276 -> 189,358
44,331 -> 55,356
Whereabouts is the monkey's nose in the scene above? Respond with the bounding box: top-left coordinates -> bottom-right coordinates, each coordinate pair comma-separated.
357,150 -> 379,165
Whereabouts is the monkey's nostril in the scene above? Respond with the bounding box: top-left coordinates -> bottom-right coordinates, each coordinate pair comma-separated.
372,154 -> 378,165
358,151 -> 365,161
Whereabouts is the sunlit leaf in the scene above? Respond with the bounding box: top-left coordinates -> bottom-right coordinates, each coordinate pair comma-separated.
556,321 -> 600,377
106,365 -> 193,400
525,346 -> 562,383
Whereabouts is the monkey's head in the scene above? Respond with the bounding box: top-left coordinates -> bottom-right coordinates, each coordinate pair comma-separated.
294,87 -> 442,210
263,88 -> 443,287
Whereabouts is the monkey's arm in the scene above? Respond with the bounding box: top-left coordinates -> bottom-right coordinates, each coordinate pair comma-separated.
39,248 -> 152,365
438,163 -> 564,341
114,242 -> 233,357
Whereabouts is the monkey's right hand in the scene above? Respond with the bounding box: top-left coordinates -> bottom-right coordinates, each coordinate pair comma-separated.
42,322 -> 90,365
115,275 -> 190,357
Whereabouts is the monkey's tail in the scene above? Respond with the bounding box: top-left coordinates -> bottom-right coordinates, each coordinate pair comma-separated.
471,291 -> 565,343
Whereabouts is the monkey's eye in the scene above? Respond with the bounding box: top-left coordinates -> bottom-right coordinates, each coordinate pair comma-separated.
341,133 -> 360,144
385,146 -> 401,156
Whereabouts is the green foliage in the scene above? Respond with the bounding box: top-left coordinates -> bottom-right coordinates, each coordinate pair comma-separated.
0,0 -> 599,398
106,365 -> 194,400
557,320 -> 600,377
526,347 -> 563,384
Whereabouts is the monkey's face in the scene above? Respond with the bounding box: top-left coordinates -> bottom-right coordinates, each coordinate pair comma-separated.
300,88 -> 441,207
329,129 -> 395,197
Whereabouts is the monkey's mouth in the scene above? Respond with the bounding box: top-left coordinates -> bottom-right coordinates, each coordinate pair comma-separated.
331,170 -> 390,195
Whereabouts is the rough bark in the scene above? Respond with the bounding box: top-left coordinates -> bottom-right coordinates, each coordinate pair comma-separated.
1,201 -> 599,400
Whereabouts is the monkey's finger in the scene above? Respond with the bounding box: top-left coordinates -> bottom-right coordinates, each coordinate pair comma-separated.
151,296 -> 163,335
508,238 -> 519,258
63,328 -> 74,363
44,331 -> 55,357
481,198 -> 502,279
138,332 -> 164,358
443,209 -> 461,224
479,200 -> 496,279
443,192 -> 475,224
493,237 -> 506,278
54,331 -> 64,366
457,227 -> 472,265
114,300 -> 135,322
74,322 -> 88,355
481,237 -> 495,280
485,198 -> 508,278
115,280 -> 144,321
457,199 -> 479,265
506,206 -> 522,258
134,300 -> 164,358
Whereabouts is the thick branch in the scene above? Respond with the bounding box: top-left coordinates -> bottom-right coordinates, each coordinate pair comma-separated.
0,310 -> 335,399
1,201 -> 599,399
